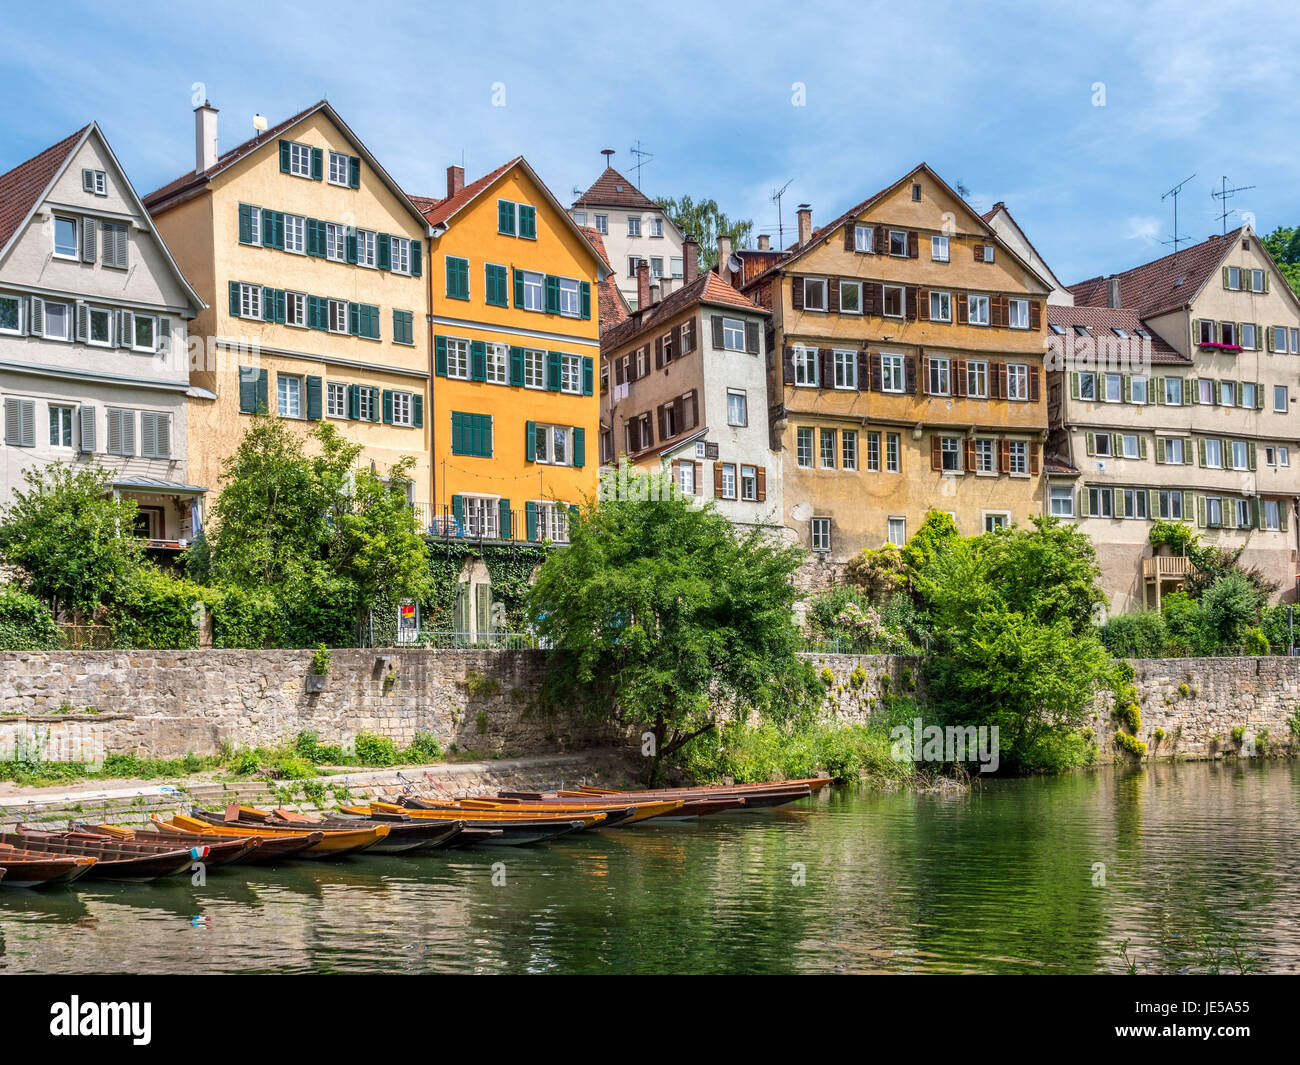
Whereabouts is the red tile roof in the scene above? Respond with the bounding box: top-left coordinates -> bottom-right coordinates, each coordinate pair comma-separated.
579,224 -> 613,273
412,157 -> 520,227
0,124 -> 90,254
580,225 -> 628,331
573,165 -> 660,212
1045,304 -> 1188,365
142,101 -> 327,209
601,268 -> 767,353
1044,456 -> 1080,476
1067,229 -> 1242,319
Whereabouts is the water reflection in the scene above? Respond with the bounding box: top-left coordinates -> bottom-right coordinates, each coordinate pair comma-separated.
0,761 -> 1296,974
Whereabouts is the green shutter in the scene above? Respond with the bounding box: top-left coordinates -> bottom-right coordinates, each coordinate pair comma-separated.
514,269 -> 525,308
238,203 -> 254,244
499,498 -> 512,539
378,233 -> 391,271
1085,431 -> 1095,457
519,204 -> 536,240
348,156 -> 361,189
238,367 -> 258,413
1155,437 -> 1166,464
573,426 -> 585,468
255,369 -> 268,414
545,275 -> 560,314
525,420 -> 536,461
498,199 -> 516,236
348,384 -> 360,420
412,394 -> 423,428
1196,495 -> 1206,527
278,140 -> 291,172
1070,372 -> 1080,400
582,356 -> 593,396
547,351 -> 561,391
348,302 -> 359,336
510,346 -> 524,386
310,147 -> 323,181
1249,441 -> 1257,470
306,376 -> 322,420
411,240 -> 422,277
580,281 -> 591,320
346,229 -> 358,264
228,281 -> 241,317
1078,487 -> 1090,517
471,340 -> 486,381
1138,435 -> 1147,461
525,500 -> 538,541
262,286 -> 276,322
435,335 -> 448,377
383,390 -> 394,424
452,494 -> 464,529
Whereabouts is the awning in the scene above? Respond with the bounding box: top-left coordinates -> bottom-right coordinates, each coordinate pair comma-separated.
111,478 -> 208,494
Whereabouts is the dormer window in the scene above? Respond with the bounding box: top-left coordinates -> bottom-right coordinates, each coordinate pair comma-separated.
1049,322 -> 1065,335
1111,327 -> 1128,338
1072,325 -> 1090,337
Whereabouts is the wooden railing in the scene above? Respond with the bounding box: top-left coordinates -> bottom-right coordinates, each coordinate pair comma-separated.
1142,555 -> 1194,580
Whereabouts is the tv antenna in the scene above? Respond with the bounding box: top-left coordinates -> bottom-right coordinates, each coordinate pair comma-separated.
770,179 -> 794,248
1160,173 -> 1196,258
628,141 -> 653,188
1212,175 -> 1255,235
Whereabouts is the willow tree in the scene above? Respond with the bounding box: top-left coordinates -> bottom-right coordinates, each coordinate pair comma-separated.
528,475 -> 817,783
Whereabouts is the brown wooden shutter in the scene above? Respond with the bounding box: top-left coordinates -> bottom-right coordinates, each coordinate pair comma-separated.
711,315 -> 724,349
862,282 -> 878,315
844,224 -> 855,251
627,418 -> 640,452
963,438 -> 976,473
657,405 -> 668,441
990,295 -> 1006,328
989,362 -> 1004,399
693,460 -> 702,487
974,243 -> 985,261
1029,441 -> 1041,475
1029,301 -> 1042,331
857,349 -> 869,391
713,462 -> 724,497
907,231 -> 919,258
921,355 -> 932,395
954,358 -> 967,397
918,288 -> 930,321
874,224 -> 887,253
615,356 -> 626,385
819,348 -> 833,389
655,334 -> 665,369
791,277 -> 804,310
671,458 -> 681,479
870,352 -> 882,392
673,395 -> 684,434
1028,365 -> 1041,403
956,292 -> 969,324
906,287 -> 918,321
998,438 -> 1010,474
828,278 -> 840,313
905,355 -> 918,395
756,466 -> 767,502
782,345 -> 795,384
930,434 -> 942,470
671,324 -> 682,360
745,320 -> 759,354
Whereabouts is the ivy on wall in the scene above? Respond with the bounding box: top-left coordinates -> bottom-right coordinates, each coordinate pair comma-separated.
422,539 -> 549,632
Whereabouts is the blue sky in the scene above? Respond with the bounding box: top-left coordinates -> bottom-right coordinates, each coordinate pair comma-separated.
3,0 -> 1296,283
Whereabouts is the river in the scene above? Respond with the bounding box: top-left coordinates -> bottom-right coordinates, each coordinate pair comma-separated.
2,760 -> 1296,974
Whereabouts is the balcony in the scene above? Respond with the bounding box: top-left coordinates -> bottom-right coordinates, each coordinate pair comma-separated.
1142,555 -> 1194,581
412,503 -> 569,546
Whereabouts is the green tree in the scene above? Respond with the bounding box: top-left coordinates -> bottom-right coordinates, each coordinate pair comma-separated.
654,195 -> 755,269
0,463 -> 142,618
901,509 -> 960,583
1261,225 -> 1300,295
528,474 -> 818,783
0,585 -> 61,649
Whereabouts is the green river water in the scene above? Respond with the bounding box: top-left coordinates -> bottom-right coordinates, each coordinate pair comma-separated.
1,760 -> 1296,974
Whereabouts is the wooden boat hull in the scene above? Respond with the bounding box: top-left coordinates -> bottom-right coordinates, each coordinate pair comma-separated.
0,844 -> 97,888
3,832 -> 199,882
450,798 -> 684,826
185,811 -> 388,859
77,823 -> 262,867
367,805 -> 592,845
559,784 -> 814,809
375,800 -> 607,830
146,817 -> 324,864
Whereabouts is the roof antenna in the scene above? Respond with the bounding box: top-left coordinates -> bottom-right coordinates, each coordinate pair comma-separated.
1212,175 -> 1255,236
601,147 -> 615,168
1160,173 -> 1196,260
628,141 -> 653,188
770,179 -> 793,249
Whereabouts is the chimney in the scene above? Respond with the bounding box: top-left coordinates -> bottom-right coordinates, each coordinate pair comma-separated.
194,101 -> 218,173
758,234 -> 770,250
446,165 -> 465,199
716,233 -> 733,284
682,236 -> 699,284
636,259 -> 651,311
649,280 -> 661,306
659,276 -> 673,299
796,204 -> 812,246
1106,276 -> 1121,309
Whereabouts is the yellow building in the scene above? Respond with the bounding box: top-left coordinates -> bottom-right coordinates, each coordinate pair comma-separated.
411,158 -> 608,543
143,100 -> 433,514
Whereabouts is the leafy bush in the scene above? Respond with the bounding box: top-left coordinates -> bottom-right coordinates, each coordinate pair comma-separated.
108,567 -> 207,649
0,585 -> 60,649
1200,571 -> 1263,650
844,543 -> 907,603
1243,627 -> 1269,656
354,731 -> 399,766
210,585 -> 286,648
1100,611 -> 1168,659
1115,732 -> 1147,758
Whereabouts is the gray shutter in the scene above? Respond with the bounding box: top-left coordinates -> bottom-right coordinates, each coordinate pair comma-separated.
19,400 -> 34,448
107,408 -> 122,455
28,297 -> 43,336
140,411 -> 157,459
156,317 -> 171,354
4,399 -> 21,446
156,413 -> 171,459
118,310 -> 134,348
80,218 -> 97,263
82,168 -> 95,193
76,303 -> 89,342
78,405 -> 96,453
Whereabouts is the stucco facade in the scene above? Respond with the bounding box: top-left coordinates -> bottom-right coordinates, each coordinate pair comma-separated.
744,165 -> 1052,560
144,102 -> 432,513
0,123 -> 204,548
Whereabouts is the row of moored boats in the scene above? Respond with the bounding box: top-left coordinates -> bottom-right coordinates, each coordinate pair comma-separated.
0,777 -> 830,888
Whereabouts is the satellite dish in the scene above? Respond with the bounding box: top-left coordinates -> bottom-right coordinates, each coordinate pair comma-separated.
790,502 -> 813,522
728,253 -> 743,276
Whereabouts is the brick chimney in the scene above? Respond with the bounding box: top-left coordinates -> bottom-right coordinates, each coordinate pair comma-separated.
682,236 -> 699,284
1106,276 -> 1121,309
716,233 -> 733,284
636,259 -> 651,310
446,165 -> 465,198
757,234 -> 770,250
195,101 -> 219,173
796,204 -> 812,246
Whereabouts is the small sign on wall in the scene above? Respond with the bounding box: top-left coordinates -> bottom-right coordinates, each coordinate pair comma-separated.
398,600 -> 419,644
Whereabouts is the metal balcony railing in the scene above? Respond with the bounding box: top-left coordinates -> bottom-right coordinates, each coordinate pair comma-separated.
411,502 -> 570,545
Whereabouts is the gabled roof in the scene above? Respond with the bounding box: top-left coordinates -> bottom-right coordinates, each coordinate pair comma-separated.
0,122 -> 204,314
601,268 -> 767,353
739,163 -> 1053,295
573,165 -> 660,212
142,100 -> 432,234
411,156 -> 610,280
982,201 -> 1070,296
1067,229 -> 1243,319
1044,305 -> 1188,365
0,124 -> 89,255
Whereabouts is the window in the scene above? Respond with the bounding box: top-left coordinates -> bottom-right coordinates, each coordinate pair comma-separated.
1131,376 -> 1148,405
1291,328 -> 1299,353
968,294 -> 990,325
1199,319 -> 1215,345
929,290 -> 951,322
796,427 -> 814,468
1221,321 -> 1237,346
104,407 -> 132,455
559,278 -> 581,317
1094,433 -> 1112,457
357,386 -> 378,422
1089,486 -> 1114,518
285,291 -> 307,327
287,141 -> 312,177
1007,440 -> 1028,474
978,244 -> 995,263
49,404 -> 73,448
1165,438 -> 1185,465
1227,266 -> 1241,290
928,357 -> 950,396
132,314 -> 155,352
534,502 -> 570,544
1204,438 -> 1223,468
277,374 -> 302,418
1276,385 -> 1289,413
670,257 -> 684,278
931,235 -> 949,262
1218,380 -> 1236,407
54,216 -> 78,257
719,463 -> 737,499
940,436 -> 960,472
888,230 -> 908,256
445,338 -> 471,380
560,353 -> 582,394
842,430 -> 858,470
974,438 -> 995,473
283,213 -> 305,254
840,281 -> 862,313
327,151 -> 350,186
1050,486 -> 1074,517
445,256 -> 469,300
820,428 -> 836,469
390,236 -> 411,275
390,391 -> 414,426
1007,299 -> 1029,329
1198,378 -> 1214,405
87,307 -> 111,346
1242,382 -> 1257,409
1121,434 -> 1139,459
737,464 -> 757,502
1241,323 -> 1257,350
533,422 -> 572,466
0,294 -> 20,334
882,354 -> 905,393
834,349 -> 857,389
1006,364 -> 1028,401
524,348 -> 546,389
1231,440 -> 1249,470
794,346 -> 818,387
82,168 -> 107,195
1251,269 -> 1265,293
985,512 -> 1010,532
1263,499 -> 1281,530
727,389 -> 747,426
811,517 -> 831,552
1236,499 -> 1252,528
1159,490 -> 1184,520
722,317 -> 745,350
1206,497 -> 1223,527
882,285 -> 904,318
887,517 -> 906,546
1164,377 -> 1183,405
966,360 -> 988,398
854,225 -> 873,252
1103,374 -> 1122,403
866,432 -> 881,472
354,229 -> 376,268
459,495 -> 499,539
1079,372 -> 1096,401
485,343 -> 508,385
649,217 -> 663,238
1123,489 -> 1149,520
328,298 -> 348,334
678,461 -> 696,496
522,271 -> 544,312
803,278 -> 827,311
326,382 -> 347,418
594,214 -> 608,235
326,222 -> 347,262
886,433 -> 900,473
627,216 -> 642,237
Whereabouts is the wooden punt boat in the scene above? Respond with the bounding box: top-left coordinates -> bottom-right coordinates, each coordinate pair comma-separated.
163,813 -> 380,860
363,802 -> 596,846
2,831 -> 200,882
240,806 -> 465,854
447,797 -> 685,826
494,793 -> 747,819
72,822 -> 261,866
0,842 -> 98,888
554,781 -> 819,809
576,776 -> 832,796
142,816 -> 322,864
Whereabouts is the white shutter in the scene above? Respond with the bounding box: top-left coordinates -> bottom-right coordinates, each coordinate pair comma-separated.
80,218 -> 96,263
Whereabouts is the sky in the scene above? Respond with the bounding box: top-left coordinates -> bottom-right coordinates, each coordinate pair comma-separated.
2,0 -> 1297,284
